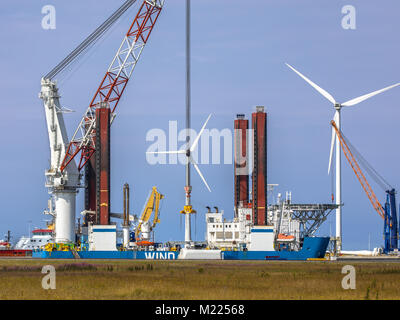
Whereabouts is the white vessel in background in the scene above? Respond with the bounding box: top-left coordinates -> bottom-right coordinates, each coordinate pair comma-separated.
15,229 -> 54,250
0,241 -> 10,250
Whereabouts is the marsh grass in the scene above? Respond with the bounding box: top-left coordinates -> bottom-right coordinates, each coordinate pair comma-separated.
56,263 -> 98,271
0,259 -> 399,300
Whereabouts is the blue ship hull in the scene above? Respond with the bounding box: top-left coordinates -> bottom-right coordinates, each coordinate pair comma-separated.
32,250 -> 179,260
222,237 -> 330,261
32,237 -> 329,261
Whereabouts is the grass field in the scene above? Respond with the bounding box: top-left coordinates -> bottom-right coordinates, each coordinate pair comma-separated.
0,259 -> 399,300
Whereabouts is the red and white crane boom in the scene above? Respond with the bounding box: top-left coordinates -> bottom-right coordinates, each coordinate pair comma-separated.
61,0 -> 164,172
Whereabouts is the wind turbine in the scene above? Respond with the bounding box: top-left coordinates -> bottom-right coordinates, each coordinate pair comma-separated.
147,114 -> 212,247
286,63 -> 400,252
147,114 -> 212,193
148,0 -> 211,248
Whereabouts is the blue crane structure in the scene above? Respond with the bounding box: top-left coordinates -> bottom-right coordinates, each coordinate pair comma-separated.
384,189 -> 398,253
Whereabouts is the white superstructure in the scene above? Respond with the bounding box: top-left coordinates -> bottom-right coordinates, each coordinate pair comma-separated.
205,194 -> 303,250
88,225 -> 117,251
14,229 -> 53,250
205,208 -> 251,249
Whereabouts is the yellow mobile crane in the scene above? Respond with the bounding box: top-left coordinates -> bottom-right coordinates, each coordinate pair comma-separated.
135,187 -> 164,245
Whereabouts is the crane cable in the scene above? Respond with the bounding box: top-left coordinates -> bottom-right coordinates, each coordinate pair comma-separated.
339,128 -> 396,229
45,0 -> 137,80
339,130 -> 393,192
332,122 -> 385,219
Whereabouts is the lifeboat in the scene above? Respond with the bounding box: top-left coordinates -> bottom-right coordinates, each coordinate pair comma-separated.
277,233 -> 295,242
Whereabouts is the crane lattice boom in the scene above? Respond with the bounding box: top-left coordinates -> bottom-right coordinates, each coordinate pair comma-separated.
60,0 -> 164,172
331,120 -> 385,219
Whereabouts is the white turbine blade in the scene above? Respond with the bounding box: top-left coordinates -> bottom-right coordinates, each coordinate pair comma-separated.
190,114 -> 212,153
328,126 -> 335,175
190,157 -> 211,192
146,150 -> 186,154
342,83 -> 400,107
286,63 -> 336,105
328,113 -> 339,175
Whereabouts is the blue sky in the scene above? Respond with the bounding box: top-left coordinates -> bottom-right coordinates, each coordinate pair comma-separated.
0,0 -> 399,250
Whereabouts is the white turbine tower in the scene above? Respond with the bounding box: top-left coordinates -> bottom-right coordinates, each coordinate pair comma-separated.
286,63 -> 400,252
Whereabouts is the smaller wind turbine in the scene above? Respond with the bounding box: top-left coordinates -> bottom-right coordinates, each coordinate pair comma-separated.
147,114 -> 212,193
286,62 -> 400,252
147,114 -> 212,247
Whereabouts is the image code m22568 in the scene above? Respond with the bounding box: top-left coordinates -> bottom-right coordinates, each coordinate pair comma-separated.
199,305 -> 245,315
